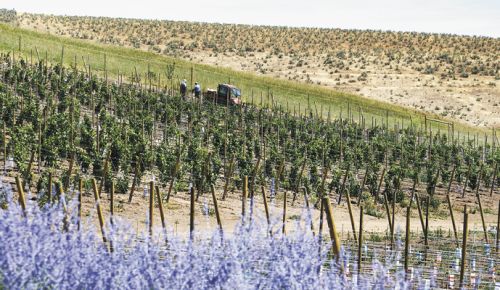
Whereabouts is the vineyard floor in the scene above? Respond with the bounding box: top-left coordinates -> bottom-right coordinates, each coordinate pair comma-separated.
2,172 -> 497,239
78,191 -> 497,238
63,185 -> 500,238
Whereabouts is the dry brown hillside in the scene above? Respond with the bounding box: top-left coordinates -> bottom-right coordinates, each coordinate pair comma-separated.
16,13 -> 500,128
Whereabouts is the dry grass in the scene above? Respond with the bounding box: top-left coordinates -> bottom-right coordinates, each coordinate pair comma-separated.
13,13 -> 500,128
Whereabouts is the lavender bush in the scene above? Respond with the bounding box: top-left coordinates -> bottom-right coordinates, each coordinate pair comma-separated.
0,183 -> 409,289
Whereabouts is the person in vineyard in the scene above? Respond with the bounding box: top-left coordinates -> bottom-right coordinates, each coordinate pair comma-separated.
193,82 -> 201,98
180,79 -> 187,99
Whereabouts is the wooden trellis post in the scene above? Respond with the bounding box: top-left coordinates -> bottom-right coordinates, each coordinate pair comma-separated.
446,193 -> 459,247
149,181 -> 154,237
261,185 -> 270,227
48,172 -> 53,203
414,193 -> 426,233
476,192 -> 488,243
282,191 -> 287,235
98,150 -> 111,198
358,205 -> 364,275
155,185 -> 167,241
189,186 -> 195,240
424,196 -> 430,260
383,190 -> 393,235
462,162 -> 472,198
375,167 -> 386,199
346,190 -> 357,242
250,156 -> 261,199
242,176 -> 248,220
303,187 -> 315,235
459,206 -> 468,289
128,161 -> 140,203
292,156 -> 307,206
78,179 -> 82,231
337,163 -> 350,204
390,188 -> 396,248
323,196 -> 341,259
166,151 -> 182,203
64,153 -> 74,193
210,184 -> 222,233
404,206 -> 411,275
222,155 -> 235,200
15,177 -> 27,216
110,181 -> 114,225
318,167 -> 329,236
56,182 -> 69,232
496,200 -> 500,252
3,123 -> 7,174
91,179 -> 107,244
490,162 -> 497,197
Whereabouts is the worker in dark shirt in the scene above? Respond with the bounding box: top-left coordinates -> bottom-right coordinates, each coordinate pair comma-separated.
180,79 -> 187,98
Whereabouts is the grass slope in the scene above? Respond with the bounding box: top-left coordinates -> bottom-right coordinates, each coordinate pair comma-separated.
0,23 -> 485,135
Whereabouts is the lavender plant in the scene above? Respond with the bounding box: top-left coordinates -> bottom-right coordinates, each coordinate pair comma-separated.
0,189 -> 410,289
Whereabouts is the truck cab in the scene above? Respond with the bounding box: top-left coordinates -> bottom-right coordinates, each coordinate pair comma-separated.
205,84 -> 241,105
